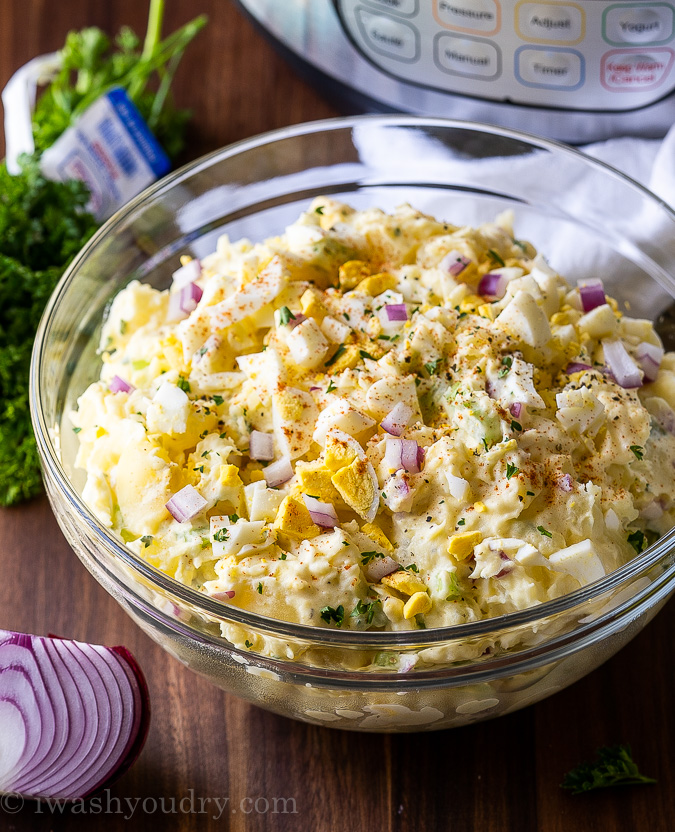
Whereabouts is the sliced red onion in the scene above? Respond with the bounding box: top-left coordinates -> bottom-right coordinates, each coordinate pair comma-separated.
287,313 -> 306,330
636,341 -> 664,382
309,386 -> 321,392
165,485 -> 207,523
602,339 -> 643,389
109,375 -> 135,394
579,279 -> 606,313
168,281 -> 203,322
440,250 -> 471,277
385,304 -> 408,322
478,272 -> 508,298
172,258 -> 201,288
0,630 -> 149,800
509,402 -> 522,418
556,473 -> 573,492
381,402 -> 413,436
263,455 -> 294,488
364,555 -> 400,582
385,437 -> 424,474
303,495 -> 339,528
211,590 -> 236,601
565,362 -> 593,374
249,430 -> 275,461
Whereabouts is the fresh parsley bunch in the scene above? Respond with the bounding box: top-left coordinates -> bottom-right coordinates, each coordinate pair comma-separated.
0,0 -> 206,507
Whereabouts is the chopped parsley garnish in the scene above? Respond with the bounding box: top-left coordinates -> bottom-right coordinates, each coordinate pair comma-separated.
488,249 -> 506,267
177,375 -> 191,393
629,445 -> 644,461
320,604 -> 344,627
482,438 -> 489,453
325,344 -> 346,366
140,535 -> 153,548
511,419 -> 522,432
245,640 -> 253,648
425,359 -> 441,376
326,379 -> 337,393
72,426 -> 82,433
526,490 -> 535,497
212,395 -> 224,406
229,514 -> 239,523
506,462 -> 519,480
402,563 -> 419,573
457,518 -> 465,526
361,551 -> 384,565
627,530 -> 646,554
315,206 -> 324,215
351,599 -> 380,626
278,306 -> 296,326
119,320 -> 127,335
279,553 -> 287,560
513,238 -> 528,254
359,349 -> 376,361
561,745 -> 656,795
498,355 -> 513,378
193,465 -> 204,473
257,582 -> 263,594
537,525 -> 553,538
213,528 -> 229,542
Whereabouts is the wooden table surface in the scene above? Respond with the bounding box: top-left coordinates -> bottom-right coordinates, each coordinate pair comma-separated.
1,2 -> 674,830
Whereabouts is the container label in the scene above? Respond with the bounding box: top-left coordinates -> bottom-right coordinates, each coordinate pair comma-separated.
40,88 -> 170,220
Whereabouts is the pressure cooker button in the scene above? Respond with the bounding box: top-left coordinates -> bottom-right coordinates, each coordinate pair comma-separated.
434,33 -> 501,78
517,3 -> 584,43
362,0 -> 419,16
516,47 -> 583,88
601,49 -> 674,88
435,0 -> 500,35
604,5 -> 674,45
356,9 -> 420,60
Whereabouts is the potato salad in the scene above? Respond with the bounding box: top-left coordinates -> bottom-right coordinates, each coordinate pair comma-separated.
72,198 -> 675,632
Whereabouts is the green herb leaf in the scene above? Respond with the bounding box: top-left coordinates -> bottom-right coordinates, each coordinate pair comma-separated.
320,605 -> 344,627
213,528 -> 229,543
325,344 -> 346,367
488,249 -> 506,267
72,426 -> 82,433
350,599 -> 381,626
326,379 -> 336,393
506,462 -> 519,480
511,419 -> 522,432
257,582 -> 263,595
627,530 -> 646,554
245,639 -> 253,648
140,535 -> 153,548
537,525 -> 553,538
359,349 -> 376,361
360,551 -> 384,565
561,745 -> 656,795
212,394 -> 224,406
630,445 -> 644,461
278,306 -> 296,326
177,375 -> 191,393
425,359 -> 441,376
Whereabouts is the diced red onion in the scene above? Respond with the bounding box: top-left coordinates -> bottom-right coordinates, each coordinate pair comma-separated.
579,279 -> 606,313
478,272 -> 508,298
263,456 -> 294,488
381,402 -> 413,436
509,402 -> 522,418
602,339 -> 643,389
165,485 -> 208,523
109,375 -> 135,394
398,653 -> 419,673
565,362 -> 593,374
249,430 -> 275,461
211,590 -> 236,601
309,386 -> 321,392
303,495 -> 339,528
640,500 -> 663,520
440,250 -> 471,277
556,473 -> 573,492
385,437 -> 424,474
385,304 -> 408,322
364,555 -> 400,582
168,281 -> 203,322
0,630 -> 149,800
172,258 -> 201,288
636,341 -> 664,382
286,312 -> 306,330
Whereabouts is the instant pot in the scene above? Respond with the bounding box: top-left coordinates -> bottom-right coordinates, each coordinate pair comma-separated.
235,0 -> 675,142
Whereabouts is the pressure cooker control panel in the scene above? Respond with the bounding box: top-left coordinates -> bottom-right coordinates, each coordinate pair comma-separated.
335,0 -> 675,110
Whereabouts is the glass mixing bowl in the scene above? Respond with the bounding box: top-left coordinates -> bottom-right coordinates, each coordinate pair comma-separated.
31,117 -> 675,732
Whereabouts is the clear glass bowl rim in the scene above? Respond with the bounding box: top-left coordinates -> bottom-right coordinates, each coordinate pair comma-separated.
30,114 -> 675,649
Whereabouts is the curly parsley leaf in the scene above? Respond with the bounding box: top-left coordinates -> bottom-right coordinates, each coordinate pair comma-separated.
561,745 -> 656,795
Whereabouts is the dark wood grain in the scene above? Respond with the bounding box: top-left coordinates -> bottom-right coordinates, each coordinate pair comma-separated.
1,2 -> 674,830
